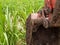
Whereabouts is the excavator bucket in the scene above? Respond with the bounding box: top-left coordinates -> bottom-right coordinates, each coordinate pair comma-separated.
26,0 -> 60,45
50,0 -> 60,27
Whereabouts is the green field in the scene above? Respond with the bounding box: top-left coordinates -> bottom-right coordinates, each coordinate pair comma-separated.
0,0 -> 44,45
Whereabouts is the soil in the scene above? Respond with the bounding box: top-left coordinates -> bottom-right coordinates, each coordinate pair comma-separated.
31,26 -> 60,45
26,15 -> 60,45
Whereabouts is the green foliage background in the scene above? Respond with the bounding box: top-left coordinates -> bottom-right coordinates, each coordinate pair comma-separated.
0,0 -> 44,45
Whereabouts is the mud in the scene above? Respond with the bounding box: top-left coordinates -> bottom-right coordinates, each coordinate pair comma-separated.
26,0 -> 60,44
26,15 -> 60,45
31,27 -> 60,45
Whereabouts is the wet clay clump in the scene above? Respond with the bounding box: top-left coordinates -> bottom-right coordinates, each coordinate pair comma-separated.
26,15 -> 60,45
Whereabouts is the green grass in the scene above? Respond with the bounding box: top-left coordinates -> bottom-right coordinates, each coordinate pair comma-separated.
0,0 -> 44,45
